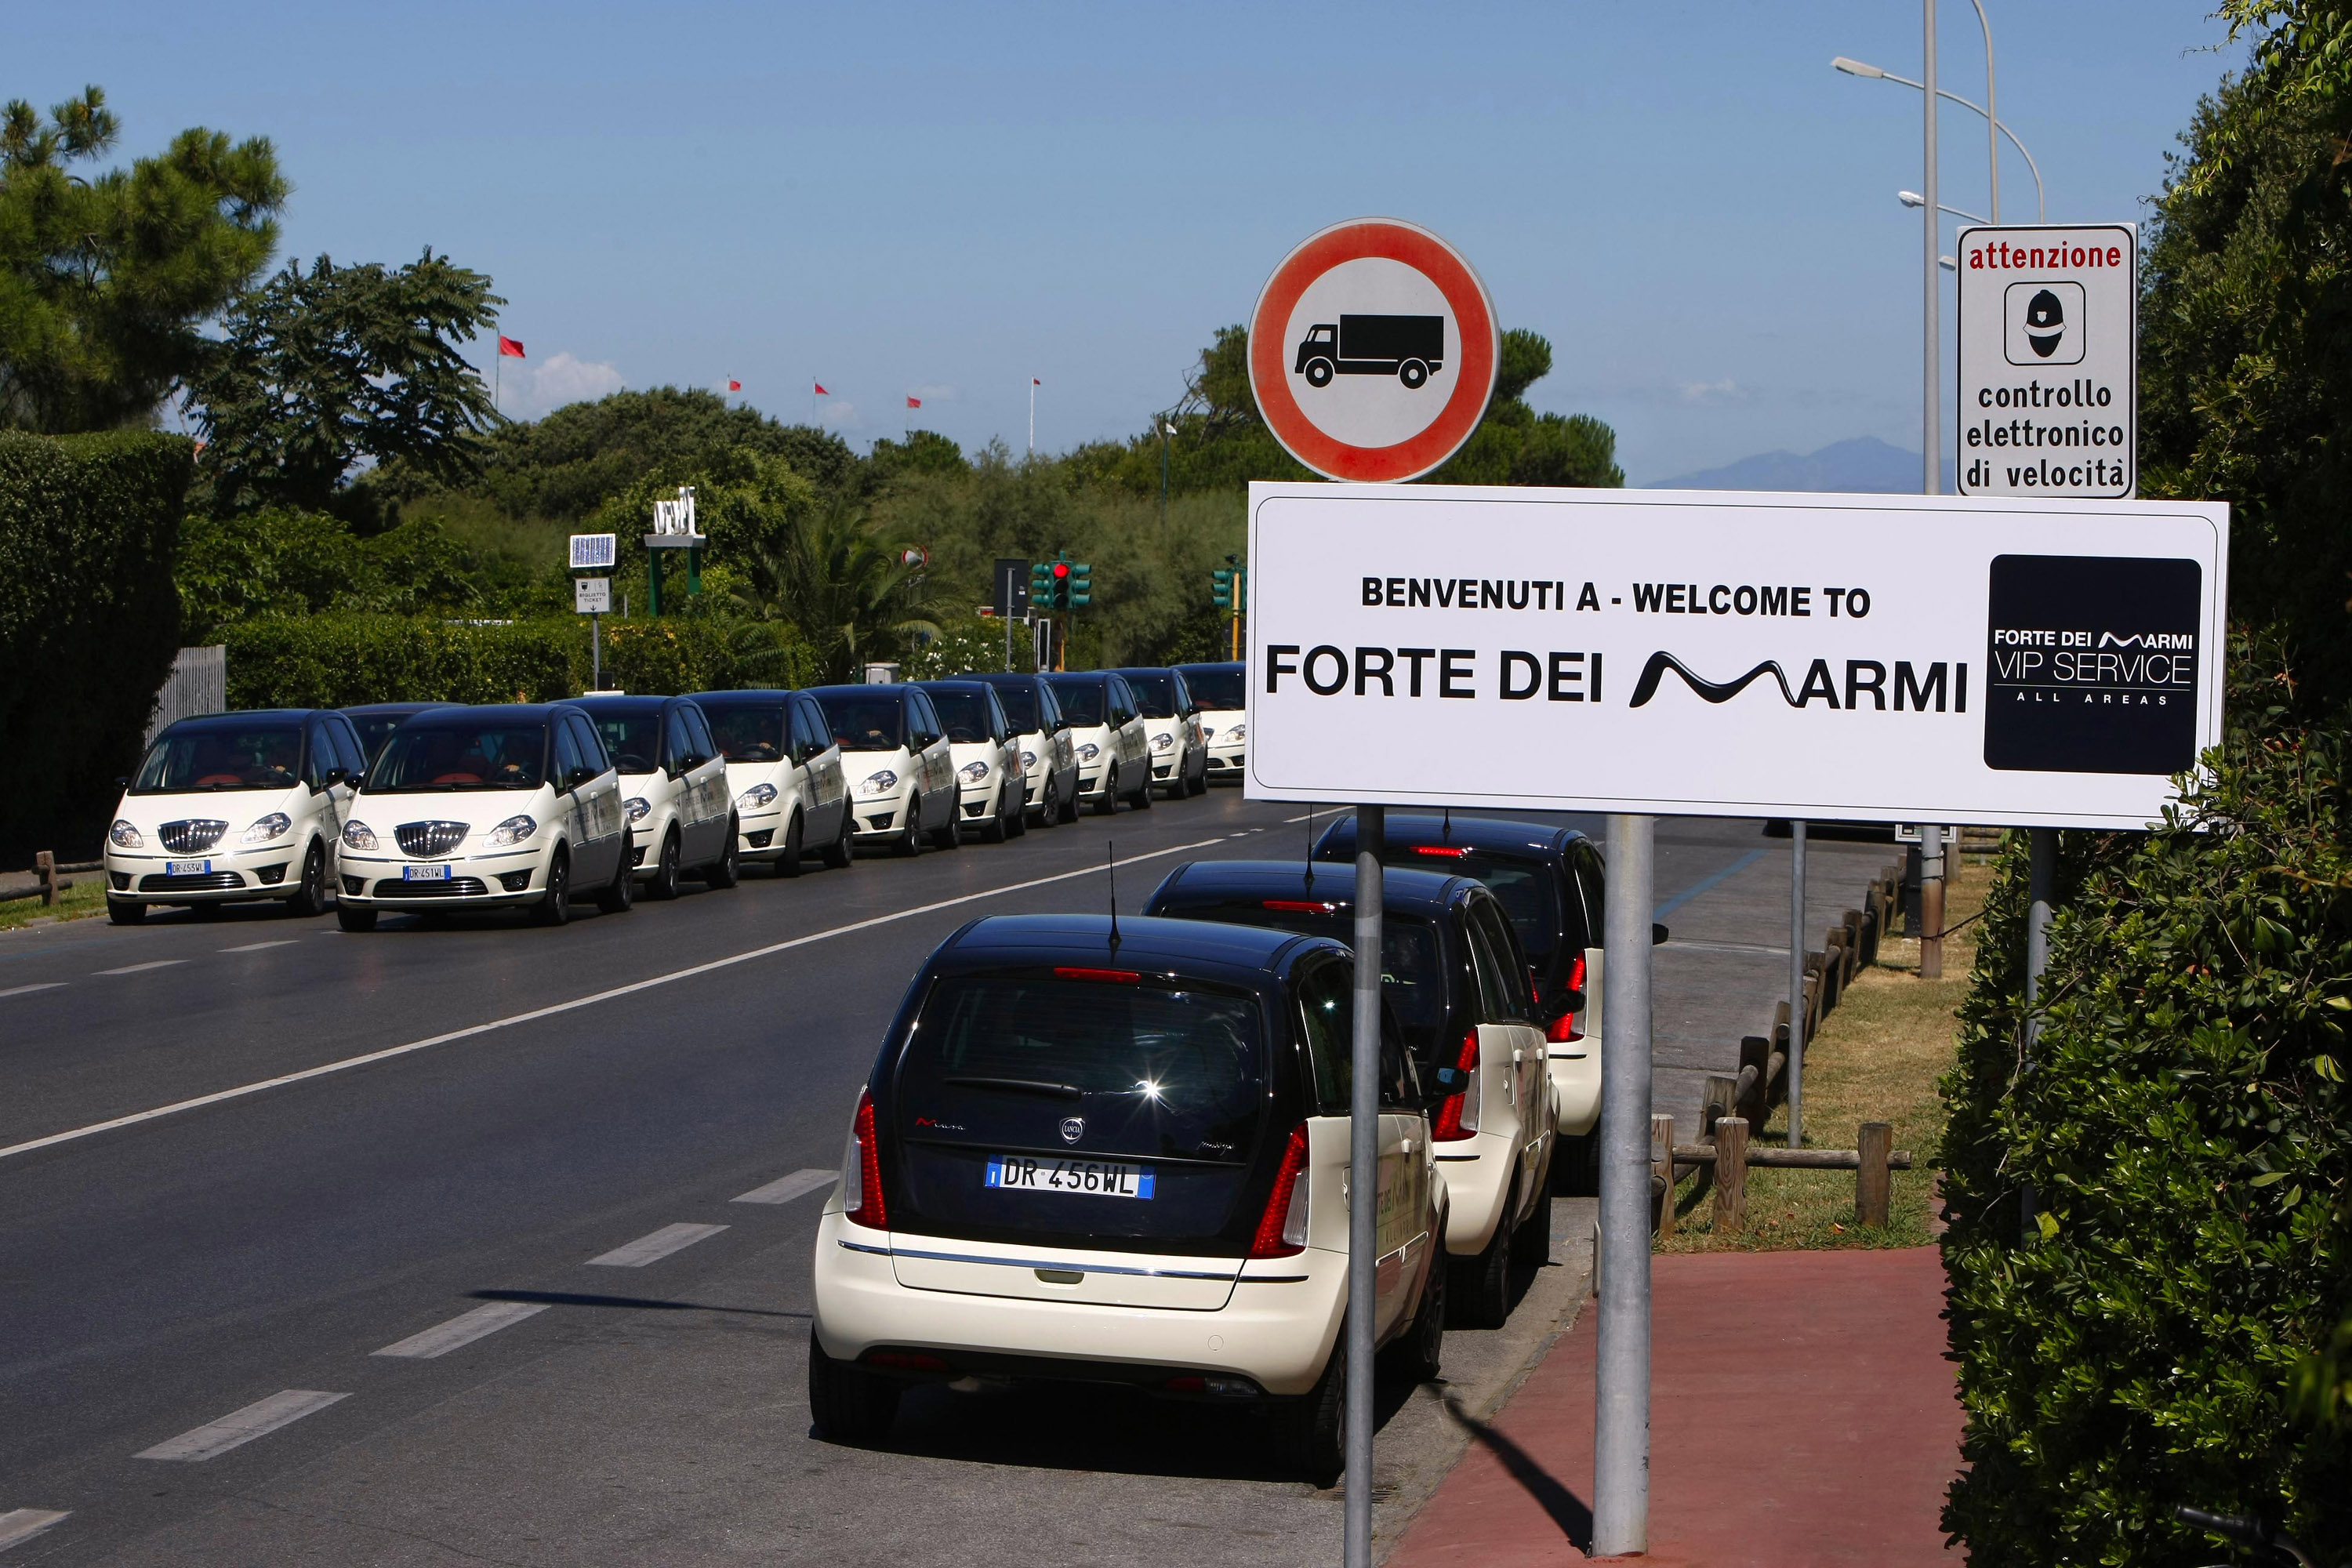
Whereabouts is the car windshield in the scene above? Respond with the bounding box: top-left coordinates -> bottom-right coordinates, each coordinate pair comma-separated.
1048,679 -> 1105,726
1171,902 -> 1449,1054
1123,674 -> 1175,717
813,691 -> 904,751
590,714 -> 661,775
133,726 -> 303,793
1185,668 -> 1245,710
702,702 -> 786,763
927,689 -> 994,742
992,684 -> 1039,732
1396,853 -> 1561,959
371,724 -> 549,790
349,714 -> 412,764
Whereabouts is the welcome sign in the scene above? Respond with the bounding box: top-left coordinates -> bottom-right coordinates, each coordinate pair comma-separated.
1242,482 -> 2228,829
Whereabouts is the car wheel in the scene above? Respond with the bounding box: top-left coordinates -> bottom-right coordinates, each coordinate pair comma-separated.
1381,1256 -> 1446,1385
596,851 -> 635,914
648,829 -> 682,899
931,799 -> 962,851
1555,1131 -> 1601,1197
777,809 -> 805,877
1006,782 -> 1028,838
808,1337 -> 900,1446
896,797 -> 924,858
1512,1173 -> 1555,1267
704,819 -> 741,887
285,841 -> 329,917
1092,765 -> 1120,816
821,805 -> 855,869
1269,1327 -> 1346,1487
336,901 -> 378,932
1451,1190 -> 1517,1330
533,848 -> 572,927
980,787 -> 1009,844
107,898 -> 147,926
1187,752 -> 1208,796
1058,777 -> 1080,825
1131,768 -> 1154,810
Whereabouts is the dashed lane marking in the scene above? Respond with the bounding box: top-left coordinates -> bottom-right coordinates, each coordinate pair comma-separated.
586,1222 -> 728,1268
0,1511 -> 69,1552
372,1301 -> 549,1359
93,960 -> 187,977
134,1390 -> 349,1461
731,1168 -> 836,1205
220,940 -> 298,953
0,983 -> 66,1000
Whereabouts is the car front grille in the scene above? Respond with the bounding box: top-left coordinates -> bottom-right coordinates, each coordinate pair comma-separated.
372,877 -> 490,898
394,821 -> 470,858
158,819 -> 228,854
140,871 -> 244,891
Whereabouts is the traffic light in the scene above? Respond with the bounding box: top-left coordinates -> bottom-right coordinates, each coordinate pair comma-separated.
1211,566 -> 1233,608
1067,561 -> 1091,608
1050,557 -> 1073,610
1029,561 -> 1054,608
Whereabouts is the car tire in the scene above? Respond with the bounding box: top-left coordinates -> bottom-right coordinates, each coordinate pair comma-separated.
1512,1172 -> 1555,1268
1093,765 -> 1120,816
1452,1190 -> 1517,1330
777,809 -> 805,877
285,841 -> 330,917
533,848 -> 572,927
821,805 -> 855,869
980,789 -> 1009,844
1381,1256 -> 1446,1385
931,800 -> 962,851
1028,777 -> 1054,829
1555,1131 -> 1600,1196
896,797 -> 924,858
596,852 -> 635,914
1058,779 -> 1080,825
1006,782 -> 1028,838
107,898 -> 147,926
648,829 -> 682,900
704,819 -> 741,887
1269,1328 -> 1346,1487
1189,751 -> 1208,795
336,901 -> 378,932
808,1337 -> 900,1446
1130,768 -> 1154,810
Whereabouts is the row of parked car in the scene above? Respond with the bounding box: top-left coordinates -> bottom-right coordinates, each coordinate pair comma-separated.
100,663 -> 1249,931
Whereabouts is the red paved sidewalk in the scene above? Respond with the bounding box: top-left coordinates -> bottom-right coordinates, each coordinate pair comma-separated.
1387,1247 -> 1963,1566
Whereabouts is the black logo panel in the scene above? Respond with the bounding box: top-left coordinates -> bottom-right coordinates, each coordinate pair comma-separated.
1984,554 -> 2201,775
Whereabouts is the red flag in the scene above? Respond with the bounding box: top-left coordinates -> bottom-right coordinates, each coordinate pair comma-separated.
906,396 -> 921,409
728,379 -> 742,391
498,336 -> 525,358
813,381 -> 829,395
1032,377 -> 1041,386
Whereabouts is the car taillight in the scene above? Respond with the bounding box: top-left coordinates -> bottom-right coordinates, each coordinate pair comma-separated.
1053,966 -> 1139,983
1412,844 -> 1470,858
1548,953 -> 1589,1044
841,1089 -> 887,1229
1261,898 -> 1341,913
1431,1029 -> 1483,1141
1249,1123 -> 1312,1258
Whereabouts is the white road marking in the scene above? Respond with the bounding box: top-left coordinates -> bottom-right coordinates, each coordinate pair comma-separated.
0,826 -> 1255,1163
1668,938 -> 1792,957
220,940 -> 297,953
134,1389 -> 349,1461
0,1510 -> 70,1552
586,1222 -> 727,1268
732,1168 -> 835,1206
0,983 -> 65,1000
372,1301 -> 548,1359
94,960 -> 186,976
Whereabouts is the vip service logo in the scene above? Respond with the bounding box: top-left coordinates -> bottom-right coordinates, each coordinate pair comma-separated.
1984,554 -> 2201,775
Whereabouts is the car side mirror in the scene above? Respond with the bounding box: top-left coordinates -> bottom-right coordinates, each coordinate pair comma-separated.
1653,923 -> 1670,946
568,766 -> 596,790
116,775 -> 130,789
325,767 -> 349,786
1429,1065 -> 1471,1094
1553,989 -> 1587,1017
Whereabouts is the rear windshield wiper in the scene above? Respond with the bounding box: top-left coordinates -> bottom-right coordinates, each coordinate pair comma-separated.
942,1075 -> 1084,1099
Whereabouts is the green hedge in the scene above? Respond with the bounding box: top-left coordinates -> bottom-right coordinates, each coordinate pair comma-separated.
221,612 -> 817,709
0,430 -> 194,864
1941,639 -> 2352,1563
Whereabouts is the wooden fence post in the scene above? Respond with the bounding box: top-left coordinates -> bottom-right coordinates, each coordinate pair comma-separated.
35,850 -> 56,907
1653,1112 -> 1675,1240
1857,1121 -> 1893,1228
1713,1116 -> 1748,1236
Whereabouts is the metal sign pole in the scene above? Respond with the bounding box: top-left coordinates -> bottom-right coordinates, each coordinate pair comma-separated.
1788,819 -> 1807,1148
2025,827 -> 2055,1035
1593,812 -> 1655,1555
1345,804 -> 1384,1568
590,611 -> 601,691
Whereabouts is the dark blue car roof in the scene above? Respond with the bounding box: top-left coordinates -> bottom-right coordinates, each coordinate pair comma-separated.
572,694 -> 681,717
1145,858 -> 1474,919
805,684 -> 909,703
1314,811 -> 1577,862
935,913 -> 1338,989
160,707 -> 331,732
339,702 -> 450,720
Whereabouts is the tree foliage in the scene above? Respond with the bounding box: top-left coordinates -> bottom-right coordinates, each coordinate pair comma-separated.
0,85 -> 285,433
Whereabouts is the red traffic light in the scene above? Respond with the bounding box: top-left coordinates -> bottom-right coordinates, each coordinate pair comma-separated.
1053,561 -> 1070,579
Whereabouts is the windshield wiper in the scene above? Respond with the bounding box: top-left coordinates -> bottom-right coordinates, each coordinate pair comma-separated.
942,1076 -> 1084,1099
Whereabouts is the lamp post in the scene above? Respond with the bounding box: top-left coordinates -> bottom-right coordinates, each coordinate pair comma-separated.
1159,419 -> 1175,528
1833,56 -> 2045,223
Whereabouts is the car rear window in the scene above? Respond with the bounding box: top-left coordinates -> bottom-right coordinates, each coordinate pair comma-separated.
372,724 -> 550,791
702,702 -> 787,763
813,691 -> 904,751
1158,900 -> 1450,1055
133,725 -> 304,793
1183,667 -> 1245,710
1392,853 -> 1561,959
1046,678 -> 1105,726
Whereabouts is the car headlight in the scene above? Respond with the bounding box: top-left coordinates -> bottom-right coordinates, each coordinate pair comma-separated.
1227,724 -> 1246,743
736,782 -> 777,810
342,820 -> 379,851
1077,742 -> 1100,762
241,812 -> 292,844
624,797 -> 650,823
960,760 -> 990,784
109,819 -> 144,849
1020,749 -> 1037,771
485,814 -> 538,848
858,769 -> 900,797
1149,732 -> 1174,752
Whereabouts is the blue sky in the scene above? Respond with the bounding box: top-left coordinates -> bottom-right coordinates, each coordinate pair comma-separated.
23,2 -> 2244,483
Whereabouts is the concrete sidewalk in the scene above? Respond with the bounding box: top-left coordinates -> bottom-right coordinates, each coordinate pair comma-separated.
1385,1248 -> 1963,1566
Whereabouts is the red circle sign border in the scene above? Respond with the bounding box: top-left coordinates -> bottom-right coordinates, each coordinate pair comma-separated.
1248,218 -> 1499,483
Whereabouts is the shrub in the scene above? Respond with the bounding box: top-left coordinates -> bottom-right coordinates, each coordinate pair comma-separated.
0,430 -> 193,862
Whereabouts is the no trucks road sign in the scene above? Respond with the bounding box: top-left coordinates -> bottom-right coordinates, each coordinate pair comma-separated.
1248,218 -> 1499,483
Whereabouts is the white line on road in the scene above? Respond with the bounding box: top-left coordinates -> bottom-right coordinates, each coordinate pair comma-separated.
586,1222 -> 727,1268
0,1510 -> 69,1552
134,1389 -> 349,1461
220,940 -> 297,953
1668,939 -> 1793,957
372,1301 -> 549,1359
732,1168 -> 836,1206
0,826 -> 1258,1163
93,959 -> 187,976
0,983 -> 65,1000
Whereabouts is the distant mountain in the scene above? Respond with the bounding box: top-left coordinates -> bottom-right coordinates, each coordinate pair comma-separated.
1646,436 -> 1958,494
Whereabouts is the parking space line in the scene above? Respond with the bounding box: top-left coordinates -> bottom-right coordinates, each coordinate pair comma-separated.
0,1510 -> 70,1552
732,1168 -> 835,1206
1,827 -> 1252,1164
1653,848 -> 1769,920
220,940 -> 298,953
134,1389 -> 349,1461
372,1301 -> 548,1359
0,983 -> 66,1000
586,1223 -> 727,1268
93,960 -> 187,977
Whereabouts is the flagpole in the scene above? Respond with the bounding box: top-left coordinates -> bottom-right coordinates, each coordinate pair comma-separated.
1028,378 -> 1035,456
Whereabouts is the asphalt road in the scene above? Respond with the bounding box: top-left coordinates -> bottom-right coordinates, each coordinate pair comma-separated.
0,790 -> 1887,1564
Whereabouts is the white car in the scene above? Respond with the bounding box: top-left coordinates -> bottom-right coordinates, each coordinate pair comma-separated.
575,695 -> 741,898
695,688 -> 854,874
807,914 -> 1446,1486
807,684 -> 960,855
332,703 -> 633,929
1111,666 -> 1210,797
971,672 -> 1080,827
914,681 -> 1029,843
1043,671 -> 1152,815
1173,661 -> 1246,783
104,708 -> 367,924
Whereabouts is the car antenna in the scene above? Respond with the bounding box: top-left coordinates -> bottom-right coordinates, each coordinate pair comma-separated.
1302,804 -> 1315,892
1442,807 -> 1452,842
1106,839 -> 1121,955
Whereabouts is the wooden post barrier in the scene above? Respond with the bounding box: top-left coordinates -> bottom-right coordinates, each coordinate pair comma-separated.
1857,1121 -> 1893,1228
1734,1035 -> 1773,1128
1840,909 -> 1864,983
1821,929 -> 1848,1011
1712,1116 -> 1749,1236
1667,1142 -> 1913,1172
1653,1113 -> 1675,1240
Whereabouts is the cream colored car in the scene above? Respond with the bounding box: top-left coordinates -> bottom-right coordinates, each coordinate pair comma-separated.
1173,661 -> 1246,783
1110,666 -> 1209,797
575,695 -> 739,898
914,680 -> 1028,843
1043,671 -> 1152,815
695,688 -> 854,874
807,684 -> 960,855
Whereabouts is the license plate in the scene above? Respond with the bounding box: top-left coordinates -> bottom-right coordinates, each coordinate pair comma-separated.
165,858 -> 211,876
401,864 -> 452,881
985,1156 -> 1155,1199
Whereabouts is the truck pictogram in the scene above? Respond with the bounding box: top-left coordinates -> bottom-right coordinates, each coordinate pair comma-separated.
1293,314 -> 1446,389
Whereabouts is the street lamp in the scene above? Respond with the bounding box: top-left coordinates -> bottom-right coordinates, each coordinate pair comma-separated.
1158,419 -> 1176,527
1900,190 -> 1985,225
1833,54 -> 2045,222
